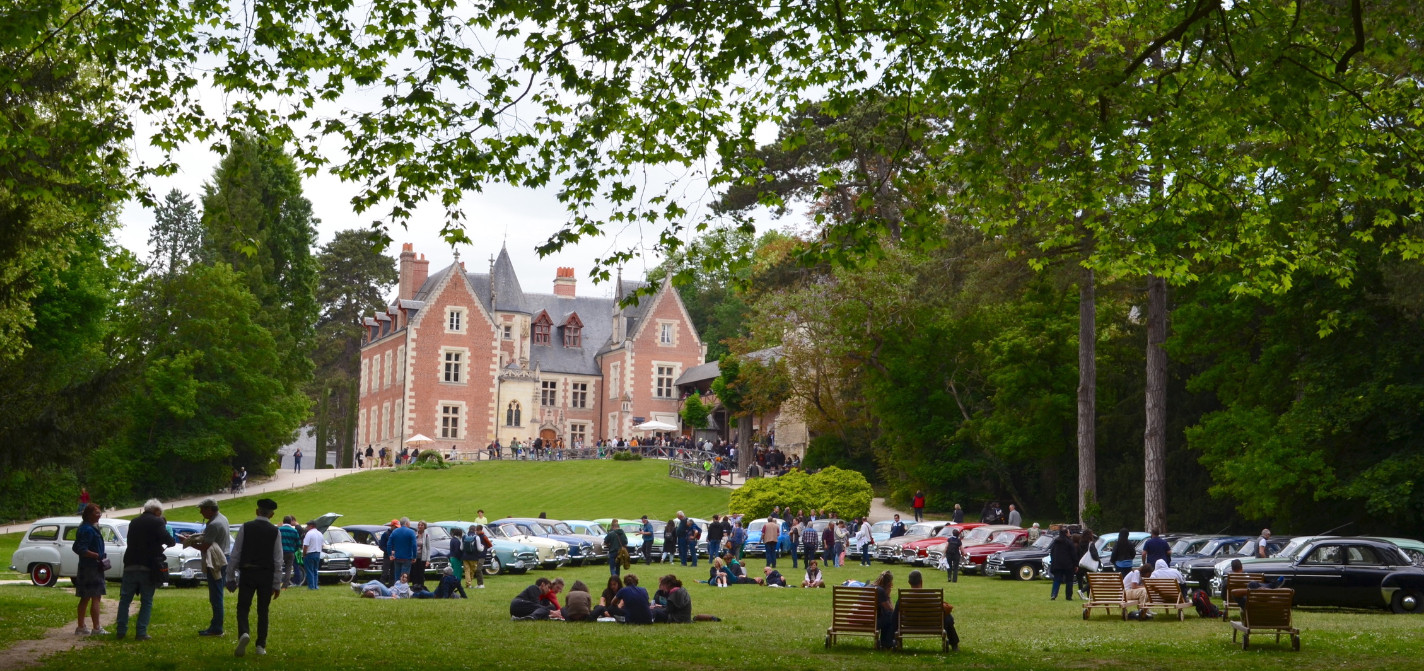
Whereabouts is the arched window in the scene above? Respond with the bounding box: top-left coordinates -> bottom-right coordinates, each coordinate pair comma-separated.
506,401 -> 522,427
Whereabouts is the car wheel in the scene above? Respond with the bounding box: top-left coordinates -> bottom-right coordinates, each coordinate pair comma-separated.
1016,564 -> 1037,581
30,563 -> 58,587
1391,589 -> 1423,614
484,556 -> 502,576
510,567 -> 528,575
338,571 -> 354,584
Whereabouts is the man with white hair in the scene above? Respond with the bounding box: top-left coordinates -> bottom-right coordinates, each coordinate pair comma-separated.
1257,529 -> 1272,558
115,499 -> 174,640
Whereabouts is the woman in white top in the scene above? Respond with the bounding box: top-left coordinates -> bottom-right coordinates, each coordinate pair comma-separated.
853,521 -> 875,566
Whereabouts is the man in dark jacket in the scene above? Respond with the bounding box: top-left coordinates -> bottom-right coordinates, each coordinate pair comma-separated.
510,578 -> 559,620
705,515 -> 726,560
604,519 -> 628,576
943,529 -> 963,583
115,499 -> 175,640
225,498 -> 283,657
1049,532 -> 1078,601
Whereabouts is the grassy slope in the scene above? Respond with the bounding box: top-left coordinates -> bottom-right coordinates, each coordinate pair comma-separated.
3,461 -> 1421,670
158,460 -> 732,526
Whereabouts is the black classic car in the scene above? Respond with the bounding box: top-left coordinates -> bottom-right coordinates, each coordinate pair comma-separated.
986,534 -> 1055,580
1243,537 -> 1424,613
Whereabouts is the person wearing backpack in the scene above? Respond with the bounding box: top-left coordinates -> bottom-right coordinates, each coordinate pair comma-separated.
464,525 -> 489,588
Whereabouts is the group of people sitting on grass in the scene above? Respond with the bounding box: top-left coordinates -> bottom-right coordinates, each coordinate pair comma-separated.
508,574 -> 721,623
705,554 -> 830,588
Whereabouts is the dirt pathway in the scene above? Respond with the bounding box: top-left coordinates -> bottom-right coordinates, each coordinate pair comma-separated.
0,592 -> 111,671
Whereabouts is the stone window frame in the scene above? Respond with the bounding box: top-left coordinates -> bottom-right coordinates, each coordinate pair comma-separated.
651,360 -> 680,399
570,382 -> 588,409
383,350 -> 393,389
440,401 -> 467,439
380,402 -> 391,441
569,422 -> 588,446
395,345 -> 406,382
440,346 -> 469,385
609,362 -> 621,399
657,320 -> 677,347
446,306 -> 467,333
506,400 -> 523,427
540,380 -> 558,407
360,357 -> 369,397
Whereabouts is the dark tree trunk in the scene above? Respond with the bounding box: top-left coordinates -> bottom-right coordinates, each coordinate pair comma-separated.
737,415 -> 753,473
315,385 -> 330,469
1077,266 -> 1097,526
341,380 -> 358,467
1144,275 -> 1168,533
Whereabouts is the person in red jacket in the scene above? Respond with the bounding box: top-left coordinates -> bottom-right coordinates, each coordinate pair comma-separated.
912,490 -> 926,522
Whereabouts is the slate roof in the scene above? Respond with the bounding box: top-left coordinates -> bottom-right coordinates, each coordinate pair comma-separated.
675,361 -> 721,386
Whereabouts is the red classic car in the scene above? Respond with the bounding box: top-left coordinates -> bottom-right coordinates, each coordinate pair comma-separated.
898,523 -> 987,566
960,528 -> 1032,574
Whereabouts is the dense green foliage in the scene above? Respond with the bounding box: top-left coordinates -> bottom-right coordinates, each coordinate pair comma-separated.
680,394 -> 711,431
730,467 -> 873,520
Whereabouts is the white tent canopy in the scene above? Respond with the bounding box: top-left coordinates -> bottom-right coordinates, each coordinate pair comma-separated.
405,434 -> 435,445
634,420 -> 678,432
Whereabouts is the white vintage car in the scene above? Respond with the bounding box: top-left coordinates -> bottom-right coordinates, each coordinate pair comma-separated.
314,513 -> 385,577
10,516 -> 130,587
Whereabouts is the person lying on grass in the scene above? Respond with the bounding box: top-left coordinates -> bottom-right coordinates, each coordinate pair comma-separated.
763,566 -> 787,587
355,573 -> 413,599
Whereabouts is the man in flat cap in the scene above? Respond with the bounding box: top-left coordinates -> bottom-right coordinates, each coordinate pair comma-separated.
225,498 -> 282,657
194,498 -> 230,637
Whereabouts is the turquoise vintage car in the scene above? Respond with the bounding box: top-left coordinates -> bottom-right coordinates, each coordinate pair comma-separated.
431,521 -> 539,575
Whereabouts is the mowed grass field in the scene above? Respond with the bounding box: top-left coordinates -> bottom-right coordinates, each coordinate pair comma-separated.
2,460 -> 1422,670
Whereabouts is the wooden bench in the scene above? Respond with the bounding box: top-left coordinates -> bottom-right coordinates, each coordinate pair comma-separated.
826,586 -> 880,648
1083,572 -> 1129,620
1221,572 -> 1265,621
895,588 -> 949,652
1143,578 -> 1189,620
1230,588 -> 1299,650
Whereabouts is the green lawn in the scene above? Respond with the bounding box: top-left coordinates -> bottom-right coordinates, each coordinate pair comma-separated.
2,461 -> 1421,669
159,460 -> 732,526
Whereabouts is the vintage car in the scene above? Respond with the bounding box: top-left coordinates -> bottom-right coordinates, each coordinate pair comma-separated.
901,523 -> 992,567
876,522 -> 947,563
431,521 -> 540,574
959,528 -> 1033,574
986,533 -> 1056,580
848,520 -> 898,559
11,516 -> 131,587
545,520 -> 608,563
1369,537 -> 1424,568
1219,537 -> 1424,613
345,524 -> 452,575
592,518 -> 664,560
1183,536 -> 1294,590
492,518 -> 594,565
741,518 -> 775,557
484,521 -> 570,569
1167,535 -> 1248,569
162,521 -> 209,586
314,513 -> 385,577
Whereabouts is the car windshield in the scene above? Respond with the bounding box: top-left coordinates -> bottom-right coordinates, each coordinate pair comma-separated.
1032,535 -> 1054,550
872,522 -> 893,534
1173,538 -> 1212,555
1275,538 -> 1309,558
551,523 -> 575,534
990,531 -> 1020,544
326,528 -> 355,544
519,524 -> 549,536
908,523 -> 938,536
497,524 -> 525,538
425,526 -> 450,541
964,527 -> 995,543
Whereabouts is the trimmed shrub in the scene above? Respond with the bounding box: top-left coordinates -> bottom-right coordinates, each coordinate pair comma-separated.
612,450 -> 643,461
729,466 -> 873,520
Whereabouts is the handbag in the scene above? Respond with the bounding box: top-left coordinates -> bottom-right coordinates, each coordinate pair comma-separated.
100,557 -> 112,571
1078,553 -> 1097,572
1113,559 -> 1134,570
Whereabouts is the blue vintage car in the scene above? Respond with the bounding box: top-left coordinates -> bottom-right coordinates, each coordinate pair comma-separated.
492,518 -> 596,566
431,521 -> 540,575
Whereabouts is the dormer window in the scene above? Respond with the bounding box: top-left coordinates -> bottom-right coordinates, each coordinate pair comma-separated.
561,312 -> 583,348
532,311 -> 552,346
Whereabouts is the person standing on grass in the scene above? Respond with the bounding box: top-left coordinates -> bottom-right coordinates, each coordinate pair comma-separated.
475,509 -> 489,526
388,517 -> 417,583
952,503 -> 963,524
77,486 -> 90,515
1007,504 -> 1022,527
1049,530 -> 1077,601
943,529 -> 963,583
293,448 -> 302,473
449,527 -> 465,584
821,523 -> 836,567
674,512 -> 692,566
72,503 -> 108,636
888,514 -> 906,539
226,498 -> 283,657
640,515 -> 656,565
277,516 -> 301,590
301,520 -> 323,590
705,515 -> 727,560
412,520 -> 431,590
912,490 -> 926,523
729,519 -> 748,561
855,519 -> 875,566
834,520 -> 849,567
115,499 -> 174,641
762,517 -> 780,568
1141,529 -> 1170,569
605,518 -> 629,576
788,518 -> 801,568
465,525 -> 490,589
195,498 -> 231,636
661,516 -> 677,563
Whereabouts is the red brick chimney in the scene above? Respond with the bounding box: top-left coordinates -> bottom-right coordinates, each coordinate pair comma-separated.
398,244 -> 430,300
553,266 -> 576,298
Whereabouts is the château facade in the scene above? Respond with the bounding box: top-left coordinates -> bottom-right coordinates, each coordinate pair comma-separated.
357,244 -> 705,453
